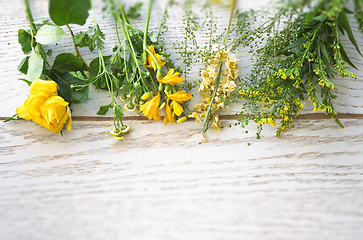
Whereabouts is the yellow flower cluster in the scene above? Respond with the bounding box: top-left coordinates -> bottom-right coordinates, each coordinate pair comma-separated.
190,49 -> 239,131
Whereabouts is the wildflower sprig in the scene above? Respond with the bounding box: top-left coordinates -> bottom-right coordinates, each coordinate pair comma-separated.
99,0 -> 192,127
188,0 -> 237,134
237,0 -> 363,138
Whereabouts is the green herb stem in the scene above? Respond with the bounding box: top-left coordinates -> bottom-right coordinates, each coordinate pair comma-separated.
66,24 -> 90,69
143,0 -> 153,52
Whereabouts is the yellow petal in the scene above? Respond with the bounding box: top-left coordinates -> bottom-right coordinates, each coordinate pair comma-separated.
140,91 -> 161,121
144,46 -> 166,71
163,99 -> 175,125
168,91 -> 193,103
30,78 -> 58,97
170,101 -> 183,116
158,69 -> 185,85
16,104 -> 33,120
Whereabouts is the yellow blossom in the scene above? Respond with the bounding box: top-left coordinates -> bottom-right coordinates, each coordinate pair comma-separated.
158,69 -> 185,85
168,91 -> 193,103
140,91 -> 161,121
163,91 -> 193,125
16,78 -> 71,133
144,46 -> 166,71
163,98 -> 175,125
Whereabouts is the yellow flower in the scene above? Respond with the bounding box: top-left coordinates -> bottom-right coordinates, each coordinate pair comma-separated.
144,45 -> 166,71
158,69 -> 185,85
168,91 -> 193,102
163,90 -> 193,125
170,101 -> 184,116
163,98 -> 175,125
140,91 -> 161,121
16,78 -> 71,133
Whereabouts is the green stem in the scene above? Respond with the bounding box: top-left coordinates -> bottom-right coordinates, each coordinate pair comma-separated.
143,0 -> 153,52
112,0 -> 150,90
23,0 -> 37,38
202,0 -> 237,133
66,24 -> 90,69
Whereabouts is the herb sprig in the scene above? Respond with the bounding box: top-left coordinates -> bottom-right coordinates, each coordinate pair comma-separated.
237,0 -> 363,138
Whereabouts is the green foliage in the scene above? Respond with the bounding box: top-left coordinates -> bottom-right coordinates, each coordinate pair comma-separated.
75,24 -> 106,51
27,50 -> 44,81
17,56 -> 30,74
50,53 -> 89,103
35,24 -> 65,45
126,2 -> 143,19
237,0 -> 362,138
49,0 -> 91,26
18,29 -> 32,53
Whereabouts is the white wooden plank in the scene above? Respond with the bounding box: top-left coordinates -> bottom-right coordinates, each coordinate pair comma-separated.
1,119 -> 363,239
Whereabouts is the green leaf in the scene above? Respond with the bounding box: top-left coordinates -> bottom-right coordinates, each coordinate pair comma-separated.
97,104 -> 112,115
325,68 -> 338,75
283,36 -> 306,52
18,56 -> 30,74
339,9 -> 363,57
52,71 -> 89,103
18,78 -> 32,86
33,18 -> 49,25
18,29 -> 32,53
340,44 -> 358,70
74,31 -> 90,48
148,31 -> 158,43
52,53 -> 84,73
85,24 -> 105,51
49,0 -> 91,26
319,42 -> 330,63
35,24 -> 65,44
27,50 -> 44,81
4,114 -> 19,123
314,14 -> 327,22
113,103 -> 124,120
127,2 -> 143,19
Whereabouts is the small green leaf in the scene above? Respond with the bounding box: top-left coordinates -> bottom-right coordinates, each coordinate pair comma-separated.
33,18 -> 49,25
325,68 -> 338,75
18,29 -> 32,53
52,71 -> 89,103
74,31 -> 90,48
52,53 -> 84,73
18,78 -> 33,86
340,44 -> 358,70
4,114 -> 19,123
85,24 -> 105,51
113,103 -> 124,120
35,24 -> 65,45
314,14 -> 327,22
97,104 -> 112,115
319,42 -> 330,63
18,56 -> 30,74
339,9 -> 363,56
148,31 -> 158,43
284,36 -> 306,51
49,0 -> 91,26
127,2 -> 143,19
27,50 -> 44,81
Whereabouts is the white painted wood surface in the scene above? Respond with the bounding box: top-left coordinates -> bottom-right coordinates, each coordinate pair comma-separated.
1,0 -> 363,239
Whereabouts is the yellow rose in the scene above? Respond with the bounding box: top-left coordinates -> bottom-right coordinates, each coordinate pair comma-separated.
16,78 -> 72,133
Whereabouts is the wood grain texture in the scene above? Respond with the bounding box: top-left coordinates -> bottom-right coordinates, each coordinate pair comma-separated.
1,119 -> 363,239
1,0 -> 363,239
